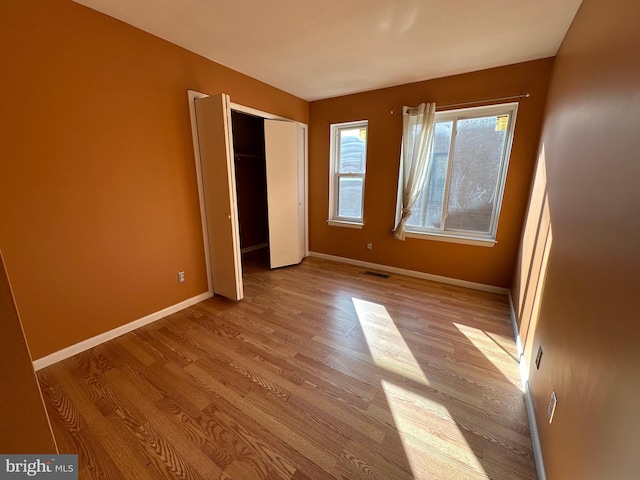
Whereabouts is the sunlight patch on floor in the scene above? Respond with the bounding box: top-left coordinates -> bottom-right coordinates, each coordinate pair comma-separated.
352,297 -> 494,478
453,323 -> 523,391
381,380 -> 487,479
352,298 -> 429,385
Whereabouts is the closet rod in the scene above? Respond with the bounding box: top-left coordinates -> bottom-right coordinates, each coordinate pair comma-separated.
390,93 -> 530,115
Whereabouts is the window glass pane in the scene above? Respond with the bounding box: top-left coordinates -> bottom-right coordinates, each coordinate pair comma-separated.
407,121 -> 452,229
339,128 -> 366,173
337,177 -> 363,218
424,121 -> 453,228
405,188 -> 424,227
445,115 -> 507,233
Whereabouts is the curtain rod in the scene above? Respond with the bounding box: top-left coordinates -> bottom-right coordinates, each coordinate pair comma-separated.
390,93 -> 530,114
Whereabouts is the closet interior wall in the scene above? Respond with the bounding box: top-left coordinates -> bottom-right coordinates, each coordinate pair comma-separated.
231,111 -> 269,253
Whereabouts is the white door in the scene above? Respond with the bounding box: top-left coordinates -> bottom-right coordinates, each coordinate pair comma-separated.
264,119 -> 303,268
297,124 -> 307,259
194,94 -> 243,300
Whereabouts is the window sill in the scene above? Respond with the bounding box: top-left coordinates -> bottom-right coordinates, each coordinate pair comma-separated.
327,220 -> 363,230
404,231 -> 496,247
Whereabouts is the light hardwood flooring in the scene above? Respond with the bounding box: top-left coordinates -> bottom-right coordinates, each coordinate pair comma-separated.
38,254 -> 536,479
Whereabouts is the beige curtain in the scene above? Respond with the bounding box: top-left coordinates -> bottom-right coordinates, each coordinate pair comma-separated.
393,102 -> 437,240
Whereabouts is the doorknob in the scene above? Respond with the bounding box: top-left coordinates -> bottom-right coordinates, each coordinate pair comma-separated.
227,215 -> 231,220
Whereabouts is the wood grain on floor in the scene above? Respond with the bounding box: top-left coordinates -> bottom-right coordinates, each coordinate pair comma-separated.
38,255 -> 536,479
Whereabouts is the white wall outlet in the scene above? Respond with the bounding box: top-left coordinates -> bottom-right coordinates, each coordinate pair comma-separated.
548,390 -> 558,423
366,242 -> 373,250
177,271 -> 186,284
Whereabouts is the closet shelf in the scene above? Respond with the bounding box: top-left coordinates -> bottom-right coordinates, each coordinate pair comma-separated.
235,153 -> 265,160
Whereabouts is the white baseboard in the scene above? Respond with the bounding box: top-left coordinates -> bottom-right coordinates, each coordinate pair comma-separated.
241,242 -> 268,254
307,251 -> 509,295
508,292 -> 524,361
524,378 -> 546,480
32,292 -> 212,371
509,292 -> 546,480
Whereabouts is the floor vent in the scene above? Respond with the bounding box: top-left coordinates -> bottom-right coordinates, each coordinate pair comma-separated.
364,271 -> 390,279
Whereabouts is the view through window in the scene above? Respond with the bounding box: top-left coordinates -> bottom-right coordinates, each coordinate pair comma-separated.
406,103 -> 518,242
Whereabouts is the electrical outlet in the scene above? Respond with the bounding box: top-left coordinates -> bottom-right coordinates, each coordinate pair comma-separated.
535,346 -> 543,369
548,390 -> 557,423
366,242 -> 373,250
177,271 -> 186,284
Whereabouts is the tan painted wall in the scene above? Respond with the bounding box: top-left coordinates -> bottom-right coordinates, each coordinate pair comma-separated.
511,0 -> 640,478
0,0 -> 307,359
0,252 -> 57,453
308,59 -> 553,287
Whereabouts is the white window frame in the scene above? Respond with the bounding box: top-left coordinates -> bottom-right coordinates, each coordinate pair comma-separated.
405,102 -> 518,247
328,120 -> 368,228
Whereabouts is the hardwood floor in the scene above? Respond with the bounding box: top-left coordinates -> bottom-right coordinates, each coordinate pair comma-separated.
38,255 -> 537,479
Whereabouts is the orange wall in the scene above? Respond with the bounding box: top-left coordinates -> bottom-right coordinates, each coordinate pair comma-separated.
308,60 -> 553,287
0,252 -> 57,453
0,0 -> 307,359
512,0 -> 640,478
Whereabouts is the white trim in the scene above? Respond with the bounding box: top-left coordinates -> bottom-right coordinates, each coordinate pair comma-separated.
189,92 -> 308,293
508,291 -> 524,361
297,123 -> 307,261
524,380 -> 546,480
327,220 -> 364,229
224,97 -> 309,260
230,102 -> 307,128
304,124 -> 310,257
308,251 -> 508,294
409,102 -> 518,241
32,292 -> 212,371
187,90 -> 213,295
241,242 -> 268,254
221,93 -> 245,300
328,120 -> 368,225
508,291 -> 547,480
404,231 -> 497,247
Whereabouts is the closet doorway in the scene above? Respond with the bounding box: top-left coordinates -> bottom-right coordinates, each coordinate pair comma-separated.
188,91 -> 307,301
231,110 -> 270,271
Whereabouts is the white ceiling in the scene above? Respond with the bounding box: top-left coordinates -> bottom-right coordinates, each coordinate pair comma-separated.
73,0 -> 583,101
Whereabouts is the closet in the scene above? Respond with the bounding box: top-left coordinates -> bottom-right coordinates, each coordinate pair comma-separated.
190,92 -> 305,301
231,110 -> 269,268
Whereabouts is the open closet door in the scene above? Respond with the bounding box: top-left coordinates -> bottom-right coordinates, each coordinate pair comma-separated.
264,120 -> 303,268
194,94 -> 243,300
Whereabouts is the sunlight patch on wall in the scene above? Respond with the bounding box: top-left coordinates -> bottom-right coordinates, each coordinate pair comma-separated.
521,206 -> 553,364
378,4 -> 419,34
515,140 -> 554,363
517,145 -> 548,321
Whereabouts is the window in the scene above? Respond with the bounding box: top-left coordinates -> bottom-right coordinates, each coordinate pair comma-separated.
405,103 -> 518,245
328,120 -> 368,227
